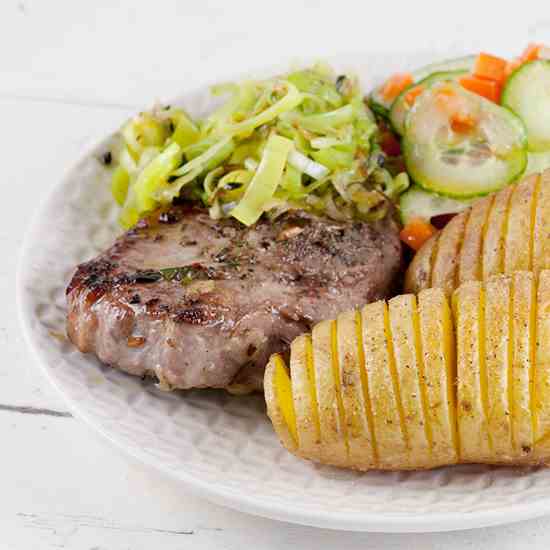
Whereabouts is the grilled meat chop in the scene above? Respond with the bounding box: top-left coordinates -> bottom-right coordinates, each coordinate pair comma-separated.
66,204 -> 403,392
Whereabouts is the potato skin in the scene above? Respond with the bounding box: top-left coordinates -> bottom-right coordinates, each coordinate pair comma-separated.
265,271 -> 550,471
404,170 -> 550,296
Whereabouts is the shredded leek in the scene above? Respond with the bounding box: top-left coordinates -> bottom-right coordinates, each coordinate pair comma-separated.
111,166 -> 130,206
230,135 -> 293,226
133,142 -> 182,211
109,62 -> 403,228
215,81 -> 303,137
288,150 -> 329,180
170,110 -> 200,148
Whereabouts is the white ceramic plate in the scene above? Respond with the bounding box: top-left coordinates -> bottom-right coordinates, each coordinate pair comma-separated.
17,52 -> 550,533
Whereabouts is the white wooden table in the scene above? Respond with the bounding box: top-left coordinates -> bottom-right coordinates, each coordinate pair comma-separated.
4,1 -> 550,547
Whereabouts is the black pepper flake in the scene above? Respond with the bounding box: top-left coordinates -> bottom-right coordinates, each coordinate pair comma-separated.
335,75 -> 346,93
302,174 -> 314,187
247,344 -> 257,357
223,182 -> 242,190
129,294 -> 141,304
102,151 -> 112,165
159,211 -> 179,224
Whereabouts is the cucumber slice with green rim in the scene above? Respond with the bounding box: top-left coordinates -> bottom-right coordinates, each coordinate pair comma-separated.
502,60 -> 550,152
412,55 -> 475,81
404,82 -> 527,198
390,70 -> 469,136
399,185 -> 474,224
369,55 -> 475,121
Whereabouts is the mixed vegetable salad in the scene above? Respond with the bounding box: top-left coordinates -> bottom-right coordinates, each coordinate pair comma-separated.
107,44 -> 550,253
108,63 -> 405,230
370,43 -> 550,250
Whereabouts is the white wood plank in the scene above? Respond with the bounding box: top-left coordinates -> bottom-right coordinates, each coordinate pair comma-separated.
3,413 -> 550,550
0,0 -> 548,108
0,98 -> 131,412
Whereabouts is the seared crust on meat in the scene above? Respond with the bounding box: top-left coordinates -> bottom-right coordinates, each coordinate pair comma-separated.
66,204 -> 403,391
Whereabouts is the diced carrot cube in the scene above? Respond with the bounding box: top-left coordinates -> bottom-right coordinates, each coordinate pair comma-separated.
400,218 -> 436,251
404,85 -> 425,106
459,75 -> 502,103
473,53 -> 508,83
381,73 -> 414,102
450,112 -> 477,134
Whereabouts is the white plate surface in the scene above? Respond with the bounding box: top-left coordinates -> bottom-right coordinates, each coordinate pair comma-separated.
17,52 -> 550,533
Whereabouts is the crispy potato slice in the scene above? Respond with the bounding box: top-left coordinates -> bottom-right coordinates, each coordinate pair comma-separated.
404,232 -> 440,294
533,172 -> 550,273
431,213 -> 468,297
289,334 -> 321,461
457,196 -> 493,286
453,281 -> 492,462
336,310 -> 377,469
404,170 -> 550,300
482,185 -> 513,280
534,270 -> 550,460
504,175 -> 539,273
312,320 -> 348,467
510,271 -> 535,459
264,355 -> 298,454
361,301 -> 408,469
483,276 -> 513,461
418,288 -> 458,466
388,295 -> 432,467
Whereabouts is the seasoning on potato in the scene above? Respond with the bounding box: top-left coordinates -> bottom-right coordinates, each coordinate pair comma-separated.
404,169 -> 550,297
265,270 -> 550,471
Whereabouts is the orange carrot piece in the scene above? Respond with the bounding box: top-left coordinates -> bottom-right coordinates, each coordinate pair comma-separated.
450,112 -> 477,134
381,73 -> 414,103
504,44 -> 546,80
473,53 -> 507,83
400,218 -> 436,251
404,85 -> 425,106
520,43 -> 542,63
459,75 -> 501,103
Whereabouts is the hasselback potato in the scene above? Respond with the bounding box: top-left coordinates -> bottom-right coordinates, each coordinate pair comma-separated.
264,270 -> 550,471
404,169 -> 550,297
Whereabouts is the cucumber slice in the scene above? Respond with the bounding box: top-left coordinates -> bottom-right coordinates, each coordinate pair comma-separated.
369,55 -> 475,121
368,90 -> 392,119
412,55 -> 475,81
390,70 -> 469,136
502,60 -> 550,152
404,82 -> 527,198
399,185 -> 474,224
